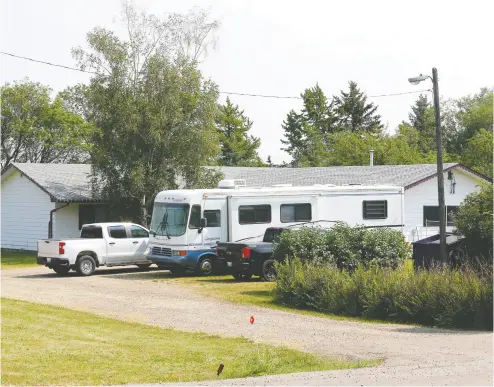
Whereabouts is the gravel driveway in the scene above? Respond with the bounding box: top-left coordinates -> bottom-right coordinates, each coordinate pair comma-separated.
2,266 -> 492,386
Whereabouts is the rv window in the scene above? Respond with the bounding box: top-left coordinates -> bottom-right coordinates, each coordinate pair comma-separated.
239,205 -> 271,224
362,200 -> 388,219
189,205 -> 202,229
204,210 -> 221,227
280,204 -> 312,223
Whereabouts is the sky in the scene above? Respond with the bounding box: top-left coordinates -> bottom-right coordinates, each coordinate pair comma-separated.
1,0 -> 492,163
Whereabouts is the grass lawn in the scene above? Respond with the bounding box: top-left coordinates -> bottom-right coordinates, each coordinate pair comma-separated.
1,298 -> 378,386
154,260 -> 416,325
1,249 -> 37,269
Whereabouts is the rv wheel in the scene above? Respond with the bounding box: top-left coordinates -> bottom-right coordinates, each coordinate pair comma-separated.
196,257 -> 215,276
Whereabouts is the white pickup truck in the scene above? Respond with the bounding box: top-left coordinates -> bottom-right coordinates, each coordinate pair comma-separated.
37,222 -> 152,276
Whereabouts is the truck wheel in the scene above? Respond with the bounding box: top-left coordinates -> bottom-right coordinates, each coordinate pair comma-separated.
76,255 -> 96,276
233,272 -> 252,281
53,266 -> 70,275
261,260 -> 277,282
136,264 -> 152,270
196,257 -> 214,276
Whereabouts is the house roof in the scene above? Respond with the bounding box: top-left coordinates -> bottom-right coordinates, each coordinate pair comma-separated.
2,162 -> 490,203
2,163 -> 101,203
212,163 -> 491,189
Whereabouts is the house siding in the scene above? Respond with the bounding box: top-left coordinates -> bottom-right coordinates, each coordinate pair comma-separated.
53,203 -> 81,240
404,169 -> 483,242
1,170 -> 54,250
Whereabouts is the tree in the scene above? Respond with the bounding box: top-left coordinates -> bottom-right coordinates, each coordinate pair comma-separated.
70,1 -> 222,225
461,129 -> 493,178
281,84 -> 337,166
455,185 -> 493,260
405,94 -> 436,153
333,81 -> 383,132
1,79 -> 94,171
215,97 -> 262,166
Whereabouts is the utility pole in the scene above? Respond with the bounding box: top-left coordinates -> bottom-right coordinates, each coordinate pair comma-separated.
432,67 -> 447,263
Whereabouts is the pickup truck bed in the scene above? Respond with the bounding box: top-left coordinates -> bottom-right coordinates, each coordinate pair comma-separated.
216,227 -> 285,281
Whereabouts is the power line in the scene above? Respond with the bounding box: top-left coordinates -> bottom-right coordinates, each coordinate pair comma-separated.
1,51 -> 431,99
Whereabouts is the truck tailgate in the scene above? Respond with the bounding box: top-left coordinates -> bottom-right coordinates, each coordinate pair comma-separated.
37,240 -> 62,258
216,243 -> 246,263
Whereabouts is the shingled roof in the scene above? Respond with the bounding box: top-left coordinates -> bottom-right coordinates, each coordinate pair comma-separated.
2,162 -> 490,203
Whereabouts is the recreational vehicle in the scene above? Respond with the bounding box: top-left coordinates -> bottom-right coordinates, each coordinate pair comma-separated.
145,180 -> 405,275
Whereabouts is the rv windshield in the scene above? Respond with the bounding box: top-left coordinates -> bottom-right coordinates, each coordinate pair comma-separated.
150,203 -> 190,237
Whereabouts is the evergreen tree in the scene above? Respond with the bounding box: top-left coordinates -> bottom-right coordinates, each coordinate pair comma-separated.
409,94 -> 432,132
215,97 -> 262,166
333,81 -> 383,132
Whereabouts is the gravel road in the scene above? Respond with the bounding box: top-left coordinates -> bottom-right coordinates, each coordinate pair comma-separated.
2,266 -> 492,386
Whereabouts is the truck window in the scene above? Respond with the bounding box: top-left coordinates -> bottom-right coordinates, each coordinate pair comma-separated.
80,226 -> 103,238
130,225 -> 149,238
363,200 -> 388,219
108,225 -> 127,238
204,210 -> 221,227
239,205 -> 271,224
280,203 -> 312,223
189,205 -> 201,229
263,228 -> 284,243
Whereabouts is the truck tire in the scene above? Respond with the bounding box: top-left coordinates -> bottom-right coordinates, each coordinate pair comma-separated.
136,263 -> 152,270
196,256 -> 215,276
53,266 -> 70,275
76,255 -> 96,276
261,260 -> 277,282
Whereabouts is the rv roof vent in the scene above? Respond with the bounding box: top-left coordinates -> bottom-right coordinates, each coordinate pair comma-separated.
272,184 -> 293,187
218,179 -> 247,189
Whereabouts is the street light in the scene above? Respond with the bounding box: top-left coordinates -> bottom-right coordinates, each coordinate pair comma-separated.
408,68 -> 446,264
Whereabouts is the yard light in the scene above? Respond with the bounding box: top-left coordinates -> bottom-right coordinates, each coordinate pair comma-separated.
408,68 -> 446,263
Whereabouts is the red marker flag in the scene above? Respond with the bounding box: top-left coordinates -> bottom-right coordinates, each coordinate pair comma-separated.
250,316 -> 255,324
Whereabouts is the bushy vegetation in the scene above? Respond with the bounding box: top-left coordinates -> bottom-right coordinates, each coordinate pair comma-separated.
275,258 -> 493,330
273,223 -> 410,269
454,185 -> 493,262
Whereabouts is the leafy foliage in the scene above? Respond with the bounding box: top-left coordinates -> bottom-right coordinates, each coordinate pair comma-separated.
460,128 -> 493,178
454,185 -> 493,259
1,79 -> 95,170
275,258 -> 493,330
215,97 -> 263,166
69,2 -> 223,225
273,223 -> 410,269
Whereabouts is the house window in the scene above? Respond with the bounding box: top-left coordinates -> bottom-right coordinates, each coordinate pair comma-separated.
239,205 -> 271,224
79,205 -> 96,230
363,200 -> 388,219
280,204 -> 312,223
204,210 -> 221,227
423,205 -> 459,226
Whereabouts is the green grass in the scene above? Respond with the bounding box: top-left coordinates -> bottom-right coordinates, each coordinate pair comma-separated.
153,271 -> 404,325
1,249 -> 37,269
1,298 -> 379,386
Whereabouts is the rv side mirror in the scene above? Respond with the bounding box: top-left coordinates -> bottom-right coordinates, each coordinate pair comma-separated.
200,217 -> 208,229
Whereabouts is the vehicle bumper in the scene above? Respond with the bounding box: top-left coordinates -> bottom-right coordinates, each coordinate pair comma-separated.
226,260 -> 250,273
146,254 -> 196,269
37,257 -> 70,267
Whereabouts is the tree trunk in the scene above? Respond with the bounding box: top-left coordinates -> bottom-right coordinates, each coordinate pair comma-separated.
139,195 -> 149,228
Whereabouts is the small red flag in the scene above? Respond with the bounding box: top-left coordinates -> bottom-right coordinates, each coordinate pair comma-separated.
250,316 -> 255,324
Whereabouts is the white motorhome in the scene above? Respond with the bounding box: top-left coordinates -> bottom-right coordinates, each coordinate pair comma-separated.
146,180 -> 405,275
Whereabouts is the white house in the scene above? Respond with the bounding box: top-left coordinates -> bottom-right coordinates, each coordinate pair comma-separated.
0,162 -> 491,250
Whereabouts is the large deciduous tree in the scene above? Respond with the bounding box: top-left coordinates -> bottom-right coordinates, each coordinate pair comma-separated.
215,97 -> 263,166
1,79 -> 94,171
69,1 -> 223,225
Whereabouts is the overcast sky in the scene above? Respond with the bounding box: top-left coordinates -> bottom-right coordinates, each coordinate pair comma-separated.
1,0 -> 492,163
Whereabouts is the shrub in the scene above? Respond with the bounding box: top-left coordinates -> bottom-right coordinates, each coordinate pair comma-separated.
274,258 -> 493,330
454,185 -> 493,262
273,223 -> 410,269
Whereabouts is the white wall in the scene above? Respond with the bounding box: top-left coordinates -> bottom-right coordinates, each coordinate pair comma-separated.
1,170 -> 54,250
404,169 -> 484,242
53,203 -> 81,240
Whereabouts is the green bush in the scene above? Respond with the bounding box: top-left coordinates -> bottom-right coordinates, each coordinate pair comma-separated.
274,258 -> 493,330
454,185 -> 493,261
273,223 -> 410,269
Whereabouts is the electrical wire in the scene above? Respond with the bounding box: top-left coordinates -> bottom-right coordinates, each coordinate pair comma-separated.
1,51 -> 431,99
